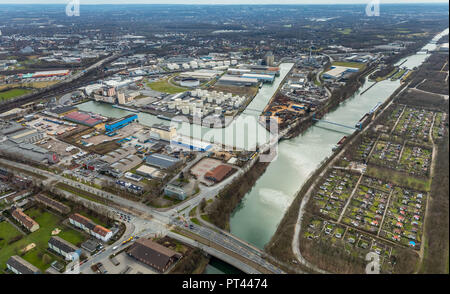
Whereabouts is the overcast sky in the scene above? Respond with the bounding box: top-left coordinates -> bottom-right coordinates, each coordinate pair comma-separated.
0,0 -> 447,4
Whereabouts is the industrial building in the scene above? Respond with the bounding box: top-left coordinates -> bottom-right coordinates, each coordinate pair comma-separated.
105,114 -> 138,132
265,51 -> 275,66
18,69 -> 70,79
145,153 -> 182,170
164,178 -> 196,200
109,154 -> 142,175
0,121 -> 44,144
322,65 -> 360,80
63,111 -> 104,127
6,256 -> 41,274
204,164 -> 233,183
136,165 -> 167,180
241,73 -> 275,83
49,106 -> 78,117
150,124 -> 177,141
178,70 -> 221,80
0,141 -> 59,165
170,136 -> 212,152
217,75 -> 259,86
100,146 -> 136,164
126,238 -> 182,273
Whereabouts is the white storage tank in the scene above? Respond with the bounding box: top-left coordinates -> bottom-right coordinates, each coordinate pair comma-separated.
190,61 -> 198,69
182,106 -> 190,115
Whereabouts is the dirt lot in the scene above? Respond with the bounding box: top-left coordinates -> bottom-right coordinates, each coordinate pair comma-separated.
190,157 -> 224,185
93,251 -> 158,274
38,137 -> 80,165
208,84 -> 258,98
26,115 -> 79,136
86,122 -> 146,145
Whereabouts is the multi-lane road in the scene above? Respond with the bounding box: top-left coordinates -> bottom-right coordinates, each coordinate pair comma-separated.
0,157 -> 284,274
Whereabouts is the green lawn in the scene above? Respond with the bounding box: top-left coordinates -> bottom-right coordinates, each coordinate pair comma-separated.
332,61 -> 366,70
0,88 -> 32,101
55,183 -> 103,204
0,208 -> 87,272
339,28 -> 353,35
148,78 -> 187,94
366,166 -> 430,192
200,214 -> 211,223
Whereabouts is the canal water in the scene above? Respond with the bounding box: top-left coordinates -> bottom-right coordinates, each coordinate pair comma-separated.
76,28 -> 448,251
228,27 -> 449,249
78,63 -> 295,151
203,257 -> 244,274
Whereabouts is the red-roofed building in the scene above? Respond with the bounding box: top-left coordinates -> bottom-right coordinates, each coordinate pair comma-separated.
205,165 -> 233,183
11,207 -> 39,232
69,213 -> 112,242
93,225 -> 112,242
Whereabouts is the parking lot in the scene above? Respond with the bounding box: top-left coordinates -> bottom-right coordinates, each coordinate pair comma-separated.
97,251 -> 158,274
26,115 -> 78,136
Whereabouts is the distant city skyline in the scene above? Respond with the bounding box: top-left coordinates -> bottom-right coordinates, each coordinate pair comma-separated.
0,0 -> 448,4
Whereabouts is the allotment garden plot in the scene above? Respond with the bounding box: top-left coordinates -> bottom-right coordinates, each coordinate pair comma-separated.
310,169 -> 360,221
393,107 -> 434,143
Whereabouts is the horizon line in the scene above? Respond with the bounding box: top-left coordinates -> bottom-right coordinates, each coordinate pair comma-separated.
0,2 -> 448,4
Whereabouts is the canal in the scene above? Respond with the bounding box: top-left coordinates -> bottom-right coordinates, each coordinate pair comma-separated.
228,27 -> 449,249
78,63 -> 295,151
76,28 -> 448,251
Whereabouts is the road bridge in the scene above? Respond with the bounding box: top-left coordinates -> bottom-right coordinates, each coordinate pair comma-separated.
312,113 -> 361,130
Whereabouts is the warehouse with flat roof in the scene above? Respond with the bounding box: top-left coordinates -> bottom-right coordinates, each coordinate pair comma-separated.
217,75 -> 259,86
145,153 -> 182,170
105,114 -> 138,132
323,65 -> 359,80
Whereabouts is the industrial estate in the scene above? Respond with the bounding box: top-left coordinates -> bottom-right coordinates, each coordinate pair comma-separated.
0,2 -> 448,279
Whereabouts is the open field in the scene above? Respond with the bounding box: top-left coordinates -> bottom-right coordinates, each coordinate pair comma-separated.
332,61 -> 366,70
0,88 -> 32,101
148,77 -> 187,94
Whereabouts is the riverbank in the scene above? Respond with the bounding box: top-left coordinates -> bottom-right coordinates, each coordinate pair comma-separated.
205,160 -> 270,230
264,80 -> 409,272
266,34 -> 449,272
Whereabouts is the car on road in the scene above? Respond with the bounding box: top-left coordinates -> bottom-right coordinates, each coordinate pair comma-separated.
112,246 -> 119,250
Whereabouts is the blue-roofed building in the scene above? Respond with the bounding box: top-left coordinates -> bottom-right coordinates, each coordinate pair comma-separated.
105,114 -> 138,132
145,153 -> 182,170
